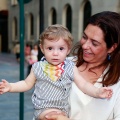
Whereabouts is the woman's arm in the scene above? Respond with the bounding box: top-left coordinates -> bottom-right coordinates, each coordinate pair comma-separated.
37,111 -> 68,120
46,114 -> 70,120
112,91 -> 120,120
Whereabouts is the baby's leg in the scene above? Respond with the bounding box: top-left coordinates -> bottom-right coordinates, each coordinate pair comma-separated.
37,108 -> 66,120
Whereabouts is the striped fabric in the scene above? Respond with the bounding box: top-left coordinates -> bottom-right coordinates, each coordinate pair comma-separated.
32,58 -> 75,118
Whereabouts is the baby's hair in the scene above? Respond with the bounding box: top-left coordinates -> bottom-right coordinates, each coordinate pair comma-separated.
39,24 -> 73,49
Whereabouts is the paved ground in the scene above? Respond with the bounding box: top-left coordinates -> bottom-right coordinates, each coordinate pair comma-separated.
0,53 -> 34,120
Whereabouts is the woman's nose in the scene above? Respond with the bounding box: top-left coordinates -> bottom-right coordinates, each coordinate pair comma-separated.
82,40 -> 90,49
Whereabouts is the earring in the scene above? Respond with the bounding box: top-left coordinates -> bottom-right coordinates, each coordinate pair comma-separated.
107,54 -> 111,61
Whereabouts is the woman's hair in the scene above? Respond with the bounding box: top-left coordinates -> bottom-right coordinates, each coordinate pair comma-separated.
72,11 -> 120,86
39,24 -> 73,49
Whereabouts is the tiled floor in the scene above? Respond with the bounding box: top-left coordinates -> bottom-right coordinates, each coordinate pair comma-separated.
0,53 -> 34,120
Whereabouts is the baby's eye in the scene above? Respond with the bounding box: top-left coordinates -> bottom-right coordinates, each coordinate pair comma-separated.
60,47 -> 64,50
48,47 -> 52,50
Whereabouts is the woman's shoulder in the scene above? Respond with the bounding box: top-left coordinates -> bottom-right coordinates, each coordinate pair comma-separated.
66,56 -> 77,65
112,79 -> 120,89
67,56 -> 77,62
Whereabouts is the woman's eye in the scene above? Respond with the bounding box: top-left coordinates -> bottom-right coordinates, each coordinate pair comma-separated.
48,47 -> 52,50
60,47 -> 64,50
92,42 -> 98,47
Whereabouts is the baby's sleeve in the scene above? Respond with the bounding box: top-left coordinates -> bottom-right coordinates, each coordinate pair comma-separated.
32,62 -> 41,79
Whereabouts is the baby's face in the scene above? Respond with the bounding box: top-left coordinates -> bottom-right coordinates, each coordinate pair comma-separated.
40,38 -> 70,65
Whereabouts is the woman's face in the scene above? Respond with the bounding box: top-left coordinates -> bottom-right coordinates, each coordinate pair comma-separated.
80,24 -> 110,64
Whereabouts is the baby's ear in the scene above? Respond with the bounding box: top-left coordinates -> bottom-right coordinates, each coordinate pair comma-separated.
40,44 -> 44,53
67,49 -> 71,55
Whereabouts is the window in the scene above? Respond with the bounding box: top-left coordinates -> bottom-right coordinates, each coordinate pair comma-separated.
11,0 -> 18,6
66,4 -> 72,32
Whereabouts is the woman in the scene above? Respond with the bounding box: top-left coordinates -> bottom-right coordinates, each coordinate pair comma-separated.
46,11 -> 120,120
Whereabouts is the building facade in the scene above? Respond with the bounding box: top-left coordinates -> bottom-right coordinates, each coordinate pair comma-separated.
0,0 -> 8,52
5,0 -> 120,52
8,0 -> 40,52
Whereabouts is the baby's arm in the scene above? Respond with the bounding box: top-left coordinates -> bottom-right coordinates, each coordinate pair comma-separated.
0,69 -> 36,94
73,66 -> 113,98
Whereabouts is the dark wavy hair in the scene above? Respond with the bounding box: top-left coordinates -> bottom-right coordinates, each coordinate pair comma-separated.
72,11 -> 120,86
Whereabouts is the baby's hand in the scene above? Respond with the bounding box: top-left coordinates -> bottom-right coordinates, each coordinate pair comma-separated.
97,87 -> 113,99
0,79 -> 11,94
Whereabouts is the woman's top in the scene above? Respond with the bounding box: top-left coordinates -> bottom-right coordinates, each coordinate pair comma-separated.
69,68 -> 120,120
31,58 -> 74,117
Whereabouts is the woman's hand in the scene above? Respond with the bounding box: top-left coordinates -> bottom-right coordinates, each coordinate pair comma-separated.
46,114 -> 70,120
41,111 -> 68,120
